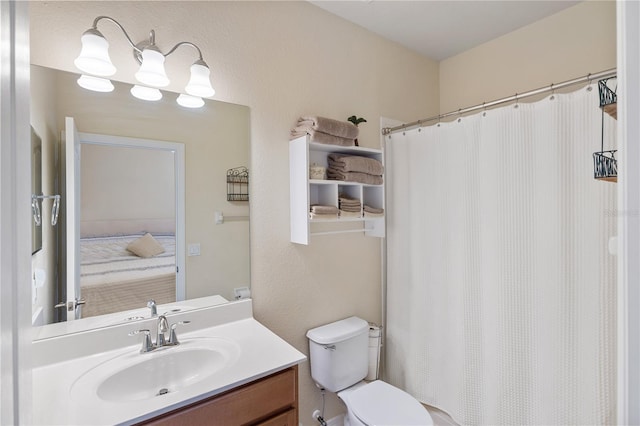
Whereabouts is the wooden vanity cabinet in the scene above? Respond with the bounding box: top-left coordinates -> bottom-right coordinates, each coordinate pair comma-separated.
139,366 -> 298,426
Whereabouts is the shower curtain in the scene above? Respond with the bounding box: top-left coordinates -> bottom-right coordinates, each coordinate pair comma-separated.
385,88 -> 617,425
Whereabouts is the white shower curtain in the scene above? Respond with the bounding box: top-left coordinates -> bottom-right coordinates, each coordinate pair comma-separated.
385,88 -> 617,425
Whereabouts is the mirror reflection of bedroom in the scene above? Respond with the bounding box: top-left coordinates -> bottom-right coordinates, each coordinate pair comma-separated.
30,64 -> 251,329
79,142 -> 178,318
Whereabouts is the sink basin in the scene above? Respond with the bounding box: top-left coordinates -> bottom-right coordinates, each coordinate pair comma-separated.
70,337 -> 241,403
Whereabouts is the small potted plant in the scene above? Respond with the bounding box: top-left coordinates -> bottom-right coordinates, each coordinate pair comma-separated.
348,115 -> 367,146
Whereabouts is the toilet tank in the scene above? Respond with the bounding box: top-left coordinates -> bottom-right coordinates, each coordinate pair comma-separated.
306,316 -> 369,392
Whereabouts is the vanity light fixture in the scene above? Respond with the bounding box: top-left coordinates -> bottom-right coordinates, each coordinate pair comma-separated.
130,85 -> 163,101
176,93 -> 205,109
74,16 -> 215,107
77,75 -> 115,93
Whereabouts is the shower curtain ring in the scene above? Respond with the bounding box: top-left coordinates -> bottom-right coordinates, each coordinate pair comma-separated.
482,102 -> 487,117
550,83 -> 555,100
586,73 -> 593,91
514,93 -> 519,109
457,109 -> 462,123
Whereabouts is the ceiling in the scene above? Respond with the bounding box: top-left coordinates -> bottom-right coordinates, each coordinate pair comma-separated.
310,0 -> 581,61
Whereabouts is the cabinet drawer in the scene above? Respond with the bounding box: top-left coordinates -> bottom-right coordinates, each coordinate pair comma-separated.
256,408 -> 297,426
141,367 -> 298,425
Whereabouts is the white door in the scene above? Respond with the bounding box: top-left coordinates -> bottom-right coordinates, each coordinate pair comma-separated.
64,117 -> 83,320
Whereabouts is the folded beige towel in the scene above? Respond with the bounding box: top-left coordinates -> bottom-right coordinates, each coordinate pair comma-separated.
339,204 -> 361,212
328,168 -> 383,185
339,197 -> 361,205
310,204 -> 339,215
339,210 -> 361,218
328,154 -> 384,176
298,116 -> 359,140
290,128 -> 355,147
309,212 -> 338,220
364,205 -> 384,214
364,211 -> 384,218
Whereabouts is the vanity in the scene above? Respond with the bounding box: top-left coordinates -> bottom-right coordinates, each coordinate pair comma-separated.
31,298 -> 306,425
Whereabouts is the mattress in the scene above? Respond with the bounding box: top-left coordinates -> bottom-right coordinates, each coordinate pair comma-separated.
79,234 -> 176,318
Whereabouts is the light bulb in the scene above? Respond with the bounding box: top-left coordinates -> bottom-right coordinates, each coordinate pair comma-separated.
130,85 -> 162,101
185,60 -> 215,98
77,75 -> 114,93
74,29 -> 116,77
135,47 -> 170,87
176,94 -> 204,108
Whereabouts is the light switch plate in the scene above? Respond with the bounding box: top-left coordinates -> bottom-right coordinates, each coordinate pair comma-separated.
188,243 -> 201,256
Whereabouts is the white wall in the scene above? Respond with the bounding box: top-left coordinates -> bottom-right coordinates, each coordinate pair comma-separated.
439,1 -> 616,113
80,144 -> 176,225
30,1 -> 439,422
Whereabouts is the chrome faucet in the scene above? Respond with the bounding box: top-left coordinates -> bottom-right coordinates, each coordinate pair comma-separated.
129,317 -> 191,353
147,299 -> 158,317
156,315 -> 169,347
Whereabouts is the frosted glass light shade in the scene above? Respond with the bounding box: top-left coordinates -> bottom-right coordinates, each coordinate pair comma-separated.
77,75 -> 115,93
135,48 -> 170,87
176,94 -> 204,108
74,30 -> 116,77
185,61 -> 215,98
130,85 -> 162,101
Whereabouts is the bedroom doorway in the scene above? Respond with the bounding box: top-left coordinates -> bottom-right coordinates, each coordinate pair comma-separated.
63,117 -> 185,321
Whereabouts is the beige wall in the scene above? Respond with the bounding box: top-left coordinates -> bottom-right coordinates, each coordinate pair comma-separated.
30,1 -> 439,422
439,1 -> 616,114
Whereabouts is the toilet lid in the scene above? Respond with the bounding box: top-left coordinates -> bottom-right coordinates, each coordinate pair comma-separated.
349,381 -> 433,426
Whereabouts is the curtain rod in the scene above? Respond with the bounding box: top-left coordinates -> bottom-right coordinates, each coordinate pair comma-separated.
381,68 -> 617,136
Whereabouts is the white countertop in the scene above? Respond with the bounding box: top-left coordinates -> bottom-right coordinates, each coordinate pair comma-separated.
32,301 -> 306,425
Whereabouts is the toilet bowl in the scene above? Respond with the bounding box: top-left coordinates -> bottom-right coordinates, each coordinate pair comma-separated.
306,316 -> 433,426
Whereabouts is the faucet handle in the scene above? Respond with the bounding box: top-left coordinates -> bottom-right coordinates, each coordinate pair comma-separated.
129,329 -> 154,353
168,320 -> 191,345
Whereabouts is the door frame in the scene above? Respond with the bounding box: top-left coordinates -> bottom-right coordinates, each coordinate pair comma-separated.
75,132 -> 186,304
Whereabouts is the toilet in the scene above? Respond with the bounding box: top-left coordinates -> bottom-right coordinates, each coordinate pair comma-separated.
307,316 -> 433,426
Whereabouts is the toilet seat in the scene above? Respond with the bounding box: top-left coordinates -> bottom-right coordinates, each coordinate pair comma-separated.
348,381 -> 433,426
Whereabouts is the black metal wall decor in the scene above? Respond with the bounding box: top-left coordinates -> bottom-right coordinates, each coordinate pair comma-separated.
593,77 -> 617,182
227,166 -> 249,201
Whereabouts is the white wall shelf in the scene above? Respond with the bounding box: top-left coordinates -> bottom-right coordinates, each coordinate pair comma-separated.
289,136 -> 385,245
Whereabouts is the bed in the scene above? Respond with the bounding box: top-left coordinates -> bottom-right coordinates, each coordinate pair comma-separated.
79,233 -> 176,318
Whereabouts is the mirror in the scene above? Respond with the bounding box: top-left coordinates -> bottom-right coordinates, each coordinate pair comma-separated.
31,127 -> 43,255
30,65 -> 251,338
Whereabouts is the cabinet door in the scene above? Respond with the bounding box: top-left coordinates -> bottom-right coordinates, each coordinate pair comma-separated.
140,367 -> 297,426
